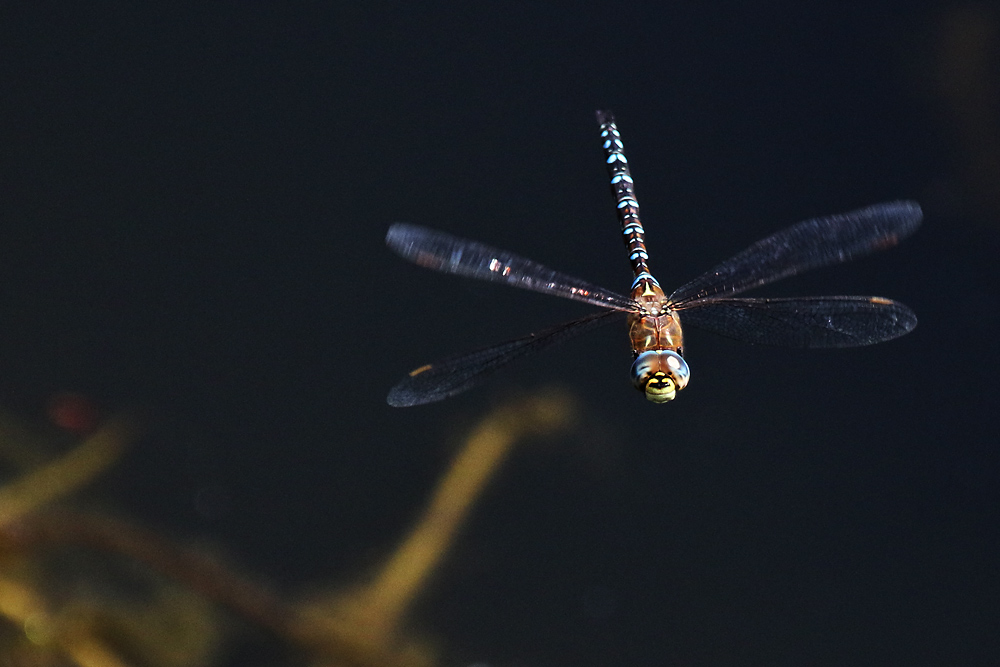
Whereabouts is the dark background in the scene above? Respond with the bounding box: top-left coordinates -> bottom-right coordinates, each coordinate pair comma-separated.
1,2 -> 998,665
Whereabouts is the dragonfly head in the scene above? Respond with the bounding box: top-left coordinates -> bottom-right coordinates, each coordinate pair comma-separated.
630,350 -> 690,403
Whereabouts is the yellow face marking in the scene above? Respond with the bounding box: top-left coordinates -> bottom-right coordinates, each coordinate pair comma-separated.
409,364 -> 434,377
644,373 -> 677,403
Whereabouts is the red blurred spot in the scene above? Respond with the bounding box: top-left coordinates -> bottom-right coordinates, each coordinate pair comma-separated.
47,392 -> 101,434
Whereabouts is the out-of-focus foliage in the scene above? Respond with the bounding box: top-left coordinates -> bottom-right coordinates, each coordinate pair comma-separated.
0,390 -> 577,666
935,3 -> 1000,222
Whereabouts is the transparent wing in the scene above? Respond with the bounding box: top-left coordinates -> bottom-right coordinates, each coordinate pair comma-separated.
668,201 -> 922,307
387,223 -> 636,312
678,296 -> 917,348
387,310 -> 622,407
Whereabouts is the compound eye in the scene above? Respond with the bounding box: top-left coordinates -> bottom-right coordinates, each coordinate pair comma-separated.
662,350 -> 690,390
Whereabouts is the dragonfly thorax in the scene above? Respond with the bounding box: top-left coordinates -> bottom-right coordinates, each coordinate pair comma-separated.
627,309 -> 683,355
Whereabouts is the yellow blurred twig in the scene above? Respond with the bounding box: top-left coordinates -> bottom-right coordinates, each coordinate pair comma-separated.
361,390 -> 577,637
294,389 -> 579,666
0,418 -> 137,527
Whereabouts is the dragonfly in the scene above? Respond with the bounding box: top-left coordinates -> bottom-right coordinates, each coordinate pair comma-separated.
385,111 -> 921,407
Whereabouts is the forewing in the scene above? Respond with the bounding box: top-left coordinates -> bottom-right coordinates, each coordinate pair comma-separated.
387,223 -> 636,312
668,201 -> 922,307
677,296 -> 917,348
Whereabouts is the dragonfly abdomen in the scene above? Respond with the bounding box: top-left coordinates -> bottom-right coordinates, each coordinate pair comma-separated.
597,111 -> 660,296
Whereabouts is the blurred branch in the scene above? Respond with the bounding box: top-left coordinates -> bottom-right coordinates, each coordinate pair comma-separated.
0,417 -> 137,527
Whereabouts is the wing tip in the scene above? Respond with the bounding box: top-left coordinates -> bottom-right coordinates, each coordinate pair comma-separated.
385,222 -> 411,247
386,386 -> 422,408
874,200 -> 923,234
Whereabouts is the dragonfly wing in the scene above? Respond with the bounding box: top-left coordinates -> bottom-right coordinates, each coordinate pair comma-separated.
387,310 -> 622,407
668,201 -> 922,307
677,296 -> 917,348
387,223 -> 636,312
